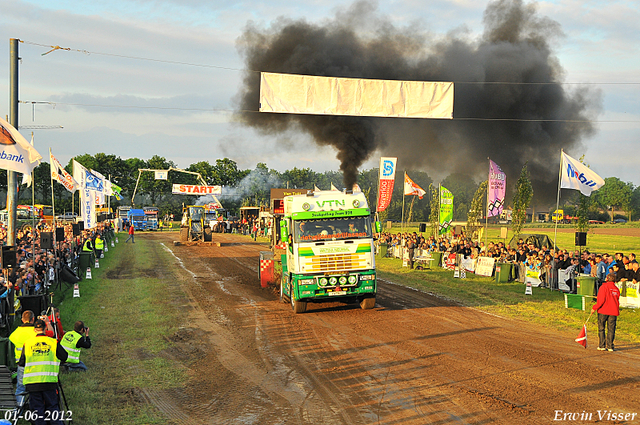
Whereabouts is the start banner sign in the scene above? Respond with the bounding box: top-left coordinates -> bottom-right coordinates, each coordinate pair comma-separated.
172,184 -> 222,195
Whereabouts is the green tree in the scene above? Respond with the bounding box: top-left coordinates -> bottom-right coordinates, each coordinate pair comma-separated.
467,180 -> 488,241
511,163 -> 533,237
593,177 -> 633,222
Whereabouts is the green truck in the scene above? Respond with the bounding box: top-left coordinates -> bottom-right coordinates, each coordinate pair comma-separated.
279,190 -> 376,313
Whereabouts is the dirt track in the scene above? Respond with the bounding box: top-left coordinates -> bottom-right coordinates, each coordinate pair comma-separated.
144,232 -> 640,424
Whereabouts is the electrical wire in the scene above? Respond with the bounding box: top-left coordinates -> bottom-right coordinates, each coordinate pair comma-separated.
17,100 -> 640,123
18,39 -> 640,86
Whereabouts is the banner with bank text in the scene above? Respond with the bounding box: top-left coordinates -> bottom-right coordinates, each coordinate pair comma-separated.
172,184 -> 222,195
50,149 -> 78,193
0,116 -> 42,186
488,160 -> 506,217
439,186 -> 453,235
560,151 -> 605,196
376,157 -> 397,212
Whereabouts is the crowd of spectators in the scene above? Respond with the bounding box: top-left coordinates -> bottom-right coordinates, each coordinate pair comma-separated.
376,231 -> 639,292
0,219 -> 115,333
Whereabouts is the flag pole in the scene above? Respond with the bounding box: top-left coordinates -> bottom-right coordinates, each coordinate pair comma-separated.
31,133 -> 35,264
438,183 -> 441,237
49,147 -> 59,284
401,171 -> 406,231
553,150 -> 563,256
485,157 -> 490,249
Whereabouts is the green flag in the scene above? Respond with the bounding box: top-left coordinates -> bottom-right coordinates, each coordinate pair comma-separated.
439,186 -> 454,235
111,183 -> 123,201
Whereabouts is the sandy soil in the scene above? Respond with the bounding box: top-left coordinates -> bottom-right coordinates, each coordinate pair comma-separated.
138,232 -> 640,424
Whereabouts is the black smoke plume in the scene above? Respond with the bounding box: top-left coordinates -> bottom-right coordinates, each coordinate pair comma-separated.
235,0 -> 600,198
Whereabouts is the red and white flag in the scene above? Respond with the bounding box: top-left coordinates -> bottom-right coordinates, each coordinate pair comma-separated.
574,324 -> 587,348
404,172 -> 426,199
50,149 -> 79,193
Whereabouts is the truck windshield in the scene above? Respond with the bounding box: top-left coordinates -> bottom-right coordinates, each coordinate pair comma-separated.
294,216 -> 372,242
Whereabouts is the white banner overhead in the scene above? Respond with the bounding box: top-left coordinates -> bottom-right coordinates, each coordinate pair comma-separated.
172,184 -> 222,195
260,72 -> 454,119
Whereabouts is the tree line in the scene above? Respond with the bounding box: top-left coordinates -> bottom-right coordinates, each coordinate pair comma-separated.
1,154 -> 638,223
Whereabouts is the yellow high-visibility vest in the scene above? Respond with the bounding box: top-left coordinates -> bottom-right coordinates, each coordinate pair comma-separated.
23,335 -> 60,385
9,325 -> 36,363
95,237 -> 104,250
60,331 -> 82,364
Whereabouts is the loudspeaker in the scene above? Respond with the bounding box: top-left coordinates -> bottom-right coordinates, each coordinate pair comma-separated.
575,232 -> 587,246
1,246 -> 16,269
56,227 -> 65,241
18,294 -> 47,316
419,223 -> 426,233
72,223 -> 80,236
40,232 -> 54,250
78,221 -> 85,231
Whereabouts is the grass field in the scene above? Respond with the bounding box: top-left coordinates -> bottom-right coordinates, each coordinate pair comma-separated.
377,224 -> 640,345
12,235 -> 185,424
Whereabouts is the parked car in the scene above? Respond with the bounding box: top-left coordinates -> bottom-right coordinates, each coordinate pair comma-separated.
588,220 -> 605,224
613,218 -> 627,224
56,212 -> 79,222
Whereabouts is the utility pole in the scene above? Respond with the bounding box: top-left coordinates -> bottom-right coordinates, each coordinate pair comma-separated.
7,38 -> 19,246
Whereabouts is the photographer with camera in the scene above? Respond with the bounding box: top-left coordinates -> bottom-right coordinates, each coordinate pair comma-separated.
60,320 -> 91,372
19,319 -> 68,425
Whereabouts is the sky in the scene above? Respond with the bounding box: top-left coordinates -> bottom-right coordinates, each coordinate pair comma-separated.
0,0 -> 638,188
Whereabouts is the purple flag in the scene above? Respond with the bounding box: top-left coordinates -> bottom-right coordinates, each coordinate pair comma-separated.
488,160 -> 506,217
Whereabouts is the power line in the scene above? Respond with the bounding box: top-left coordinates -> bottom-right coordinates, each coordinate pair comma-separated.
18,100 -> 640,123
19,39 -> 640,86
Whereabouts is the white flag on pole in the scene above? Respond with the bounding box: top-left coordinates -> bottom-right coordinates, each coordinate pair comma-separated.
50,150 -> 79,193
0,116 -> 42,187
560,152 -> 605,196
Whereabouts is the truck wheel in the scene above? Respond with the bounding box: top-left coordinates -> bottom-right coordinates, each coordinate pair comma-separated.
360,297 -> 376,310
180,227 -> 188,242
204,227 -> 212,242
291,293 -> 307,314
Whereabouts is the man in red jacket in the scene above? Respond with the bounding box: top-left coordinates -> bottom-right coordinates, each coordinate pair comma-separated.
592,273 -> 620,351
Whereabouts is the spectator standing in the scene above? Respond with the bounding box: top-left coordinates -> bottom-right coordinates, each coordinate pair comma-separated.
94,233 -> 104,259
125,223 -> 135,243
19,319 -> 68,425
9,310 -> 36,406
592,274 -> 620,351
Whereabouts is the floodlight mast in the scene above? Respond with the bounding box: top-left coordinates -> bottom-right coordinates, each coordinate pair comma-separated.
130,167 -> 217,207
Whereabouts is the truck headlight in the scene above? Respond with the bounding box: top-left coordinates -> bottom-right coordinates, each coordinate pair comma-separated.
348,275 -> 357,284
319,277 -> 328,286
339,276 -> 347,285
329,277 -> 338,285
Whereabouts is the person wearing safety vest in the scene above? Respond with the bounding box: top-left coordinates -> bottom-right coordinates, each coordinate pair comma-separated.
60,321 -> 91,372
94,234 -> 104,260
18,319 -> 68,425
82,234 -> 94,253
10,311 -> 57,406
9,310 -> 36,406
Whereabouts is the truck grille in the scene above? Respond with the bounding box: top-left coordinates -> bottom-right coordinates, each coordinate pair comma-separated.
307,253 -> 365,272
